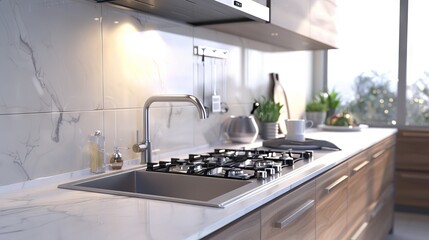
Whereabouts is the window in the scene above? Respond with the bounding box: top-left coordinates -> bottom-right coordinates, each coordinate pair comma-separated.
406,0 -> 429,125
327,0 -> 400,126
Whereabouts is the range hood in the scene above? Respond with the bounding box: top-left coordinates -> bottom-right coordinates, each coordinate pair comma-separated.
96,0 -> 337,51
96,0 -> 270,25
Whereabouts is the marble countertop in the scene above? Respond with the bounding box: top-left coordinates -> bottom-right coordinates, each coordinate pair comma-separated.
0,128 -> 397,240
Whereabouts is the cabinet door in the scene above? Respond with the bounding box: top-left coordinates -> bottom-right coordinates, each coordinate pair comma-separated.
365,185 -> 394,240
396,130 -> 429,171
310,0 -> 338,47
271,0 -> 310,37
261,180 -> 316,240
347,151 -> 370,238
204,210 -> 260,240
316,163 -> 348,240
369,145 -> 395,203
396,170 -> 429,208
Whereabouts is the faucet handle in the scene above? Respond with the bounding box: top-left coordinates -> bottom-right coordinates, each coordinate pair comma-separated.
132,130 -> 147,152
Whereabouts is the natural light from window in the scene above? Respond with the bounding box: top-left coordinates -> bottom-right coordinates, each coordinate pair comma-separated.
327,0 -> 400,126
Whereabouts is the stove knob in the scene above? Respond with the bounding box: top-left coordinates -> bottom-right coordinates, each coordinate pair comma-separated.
170,158 -> 180,164
256,170 -> 268,179
159,161 -> 170,168
304,151 -> 313,159
282,157 -> 294,166
265,168 -> 276,175
146,162 -> 157,171
273,165 -> 282,173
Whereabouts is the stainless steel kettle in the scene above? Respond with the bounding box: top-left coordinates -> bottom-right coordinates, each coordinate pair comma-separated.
226,115 -> 259,144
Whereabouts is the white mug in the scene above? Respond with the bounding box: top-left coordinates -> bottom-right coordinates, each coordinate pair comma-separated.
285,119 -> 313,142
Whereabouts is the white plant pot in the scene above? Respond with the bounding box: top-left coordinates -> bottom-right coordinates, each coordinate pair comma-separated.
305,112 -> 327,127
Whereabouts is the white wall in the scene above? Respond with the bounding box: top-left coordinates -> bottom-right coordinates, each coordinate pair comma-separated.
0,0 -> 313,186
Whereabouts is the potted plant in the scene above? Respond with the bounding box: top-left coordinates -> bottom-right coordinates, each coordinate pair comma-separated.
305,100 -> 327,127
254,97 -> 283,140
319,89 -> 341,120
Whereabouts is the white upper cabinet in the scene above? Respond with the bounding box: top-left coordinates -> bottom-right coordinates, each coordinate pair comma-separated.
204,0 -> 338,51
309,0 -> 338,48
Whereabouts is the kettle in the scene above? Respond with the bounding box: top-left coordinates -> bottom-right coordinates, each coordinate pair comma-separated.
226,115 -> 259,144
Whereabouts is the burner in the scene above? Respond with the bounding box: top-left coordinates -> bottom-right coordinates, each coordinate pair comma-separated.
146,149 -> 313,180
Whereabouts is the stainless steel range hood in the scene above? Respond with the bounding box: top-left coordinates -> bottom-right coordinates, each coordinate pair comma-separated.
96,0 -> 270,25
96,0 -> 337,51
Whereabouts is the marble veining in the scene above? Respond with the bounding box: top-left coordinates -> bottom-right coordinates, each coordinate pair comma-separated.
0,0 -> 313,188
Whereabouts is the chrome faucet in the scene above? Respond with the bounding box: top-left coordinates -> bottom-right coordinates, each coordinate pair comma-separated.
133,94 -> 208,164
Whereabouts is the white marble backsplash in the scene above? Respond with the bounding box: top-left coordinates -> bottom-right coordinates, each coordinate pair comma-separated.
0,0 -> 313,187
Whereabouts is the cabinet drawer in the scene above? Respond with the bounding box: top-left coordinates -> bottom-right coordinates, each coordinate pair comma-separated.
365,185 -> 394,240
316,163 -> 348,240
316,162 -> 348,203
204,210 -> 260,240
396,129 -> 429,171
395,170 -> 429,208
261,180 -> 316,240
347,151 -> 370,238
370,147 -> 394,203
368,134 -> 395,160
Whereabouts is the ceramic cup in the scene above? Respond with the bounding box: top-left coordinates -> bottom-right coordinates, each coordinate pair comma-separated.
285,119 -> 313,141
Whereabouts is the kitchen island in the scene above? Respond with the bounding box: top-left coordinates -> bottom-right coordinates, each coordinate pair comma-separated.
0,128 -> 396,240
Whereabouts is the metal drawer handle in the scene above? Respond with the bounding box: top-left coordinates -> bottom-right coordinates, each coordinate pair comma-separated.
352,161 -> 370,174
372,149 -> 385,159
371,201 -> 385,219
325,175 -> 348,194
350,222 -> 368,240
400,173 -> 429,180
274,199 -> 315,229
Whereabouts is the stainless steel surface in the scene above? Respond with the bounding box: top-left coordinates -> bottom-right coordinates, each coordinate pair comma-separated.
226,115 -> 259,143
59,169 -> 260,208
96,0 -> 269,24
59,149 -> 319,208
133,94 -> 208,164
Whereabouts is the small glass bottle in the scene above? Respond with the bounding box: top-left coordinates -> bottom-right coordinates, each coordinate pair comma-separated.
110,147 -> 123,170
89,130 -> 106,173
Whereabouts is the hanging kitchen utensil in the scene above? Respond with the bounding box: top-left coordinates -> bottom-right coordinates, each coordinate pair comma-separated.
271,73 -> 290,134
201,49 -> 210,117
211,57 -> 221,113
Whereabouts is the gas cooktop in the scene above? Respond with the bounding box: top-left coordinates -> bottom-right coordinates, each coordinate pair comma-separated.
146,148 -> 313,180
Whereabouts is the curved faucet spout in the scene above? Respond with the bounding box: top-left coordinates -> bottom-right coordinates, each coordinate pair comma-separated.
135,94 -> 208,164
144,94 -> 208,120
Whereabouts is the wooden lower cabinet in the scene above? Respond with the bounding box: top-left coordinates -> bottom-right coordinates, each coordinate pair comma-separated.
204,135 -> 395,240
395,129 -> 429,209
315,163 -> 349,240
347,151 -> 370,239
365,185 -> 394,240
369,137 -> 395,204
203,210 -> 260,240
261,180 -> 316,240
396,170 -> 429,208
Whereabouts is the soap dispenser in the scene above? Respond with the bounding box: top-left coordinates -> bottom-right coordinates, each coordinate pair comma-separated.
110,147 -> 123,170
89,130 -> 106,174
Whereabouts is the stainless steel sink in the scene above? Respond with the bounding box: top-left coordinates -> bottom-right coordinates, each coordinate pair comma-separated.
58,169 -> 260,208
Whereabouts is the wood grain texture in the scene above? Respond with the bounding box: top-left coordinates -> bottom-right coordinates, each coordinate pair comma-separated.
365,186 -> 394,240
396,170 -> 429,208
396,129 -> 429,171
261,180 -> 316,240
395,129 -> 429,208
369,145 -> 395,203
203,210 -> 261,240
347,151 -> 370,238
316,163 -> 349,240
